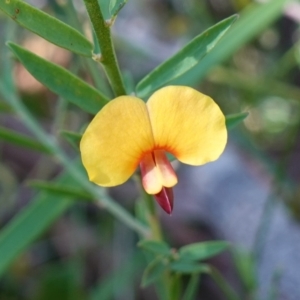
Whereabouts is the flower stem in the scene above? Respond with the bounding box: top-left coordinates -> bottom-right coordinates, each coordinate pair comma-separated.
83,0 -> 126,96
141,188 -> 174,300
144,192 -> 163,241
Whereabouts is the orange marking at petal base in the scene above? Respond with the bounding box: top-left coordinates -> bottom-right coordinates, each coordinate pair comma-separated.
154,187 -> 174,214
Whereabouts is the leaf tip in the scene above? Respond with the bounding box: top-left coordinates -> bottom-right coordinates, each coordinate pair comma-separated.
5,41 -> 16,50
225,111 -> 249,129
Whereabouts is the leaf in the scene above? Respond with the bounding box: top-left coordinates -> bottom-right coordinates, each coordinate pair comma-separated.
0,164 -> 17,210
138,240 -> 171,255
205,265 -> 240,300
0,0 -> 93,57
0,126 -> 51,154
0,169 -> 76,277
182,274 -> 201,300
60,131 -> 82,150
179,241 -> 230,262
170,261 -> 208,274
209,66 -> 300,100
109,0 -> 117,14
7,43 -> 108,114
136,15 -> 237,98
109,0 -> 128,18
226,112 -> 249,129
169,274 -> 182,300
141,256 -> 168,287
173,0 -> 288,86
27,180 -> 93,201
232,248 -> 257,293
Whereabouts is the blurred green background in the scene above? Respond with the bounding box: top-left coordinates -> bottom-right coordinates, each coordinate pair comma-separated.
0,0 -> 300,299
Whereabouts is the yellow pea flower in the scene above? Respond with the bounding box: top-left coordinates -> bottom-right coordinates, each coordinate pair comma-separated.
80,86 -> 227,214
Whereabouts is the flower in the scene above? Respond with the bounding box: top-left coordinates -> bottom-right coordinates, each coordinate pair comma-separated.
80,86 -> 227,214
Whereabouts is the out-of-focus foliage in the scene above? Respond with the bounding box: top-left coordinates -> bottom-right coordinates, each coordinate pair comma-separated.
0,0 -> 299,299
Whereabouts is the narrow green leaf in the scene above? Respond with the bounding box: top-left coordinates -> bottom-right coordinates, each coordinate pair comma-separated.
7,43 -> 108,114
60,130 -> 82,150
109,0 -> 128,18
232,248 -> 257,293
174,0 -> 288,86
179,241 -> 229,262
136,15 -> 237,98
109,0 -> 117,14
226,112 -> 249,129
205,265 -> 240,300
0,126 -> 51,154
0,170 -> 76,277
141,256 -> 168,287
0,0 -> 93,57
27,180 -> 93,201
0,164 -> 17,209
169,274 -> 182,300
182,274 -> 201,300
170,261 -> 208,274
138,240 -> 171,255
209,66 -> 300,100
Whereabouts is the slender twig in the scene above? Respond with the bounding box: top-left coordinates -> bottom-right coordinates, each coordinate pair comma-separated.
64,0 -> 111,96
206,265 -> 240,300
83,0 -> 126,96
0,83 -> 149,237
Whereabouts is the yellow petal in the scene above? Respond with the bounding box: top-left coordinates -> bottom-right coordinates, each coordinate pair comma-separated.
80,96 -> 154,186
146,86 -> 227,165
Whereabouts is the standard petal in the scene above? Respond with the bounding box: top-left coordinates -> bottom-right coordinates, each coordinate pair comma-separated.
147,86 -> 227,165
80,96 -> 154,186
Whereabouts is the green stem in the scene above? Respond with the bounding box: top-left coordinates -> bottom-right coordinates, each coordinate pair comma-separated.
140,187 -> 174,300
83,0 -> 126,96
0,83 -> 149,237
207,266 -> 240,300
143,192 -> 163,241
64,0 -> 111,96
182,274 -> 200,300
